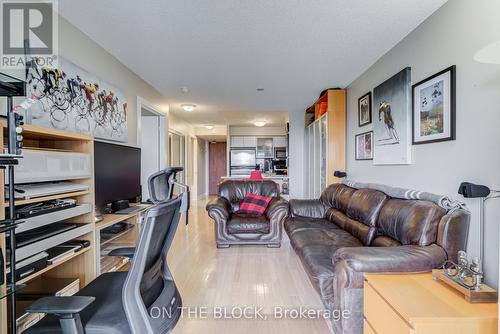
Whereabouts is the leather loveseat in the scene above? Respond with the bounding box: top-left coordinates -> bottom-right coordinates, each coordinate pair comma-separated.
285,183 -> 470,334
206,180 -> 289,248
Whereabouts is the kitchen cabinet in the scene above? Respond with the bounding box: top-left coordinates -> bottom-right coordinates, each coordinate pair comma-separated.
244,136 -> 257,147
256,138 -> 273,158
273,136 -> 286,148
231,136 -> 244,147
230,136 -> 257,148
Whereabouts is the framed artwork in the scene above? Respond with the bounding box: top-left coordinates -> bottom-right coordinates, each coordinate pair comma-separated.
358,92 -> 372,127
26,56 -> 128,142
412,65 -> 456,145
355,131 -> 373,160
373,67 -> 412,165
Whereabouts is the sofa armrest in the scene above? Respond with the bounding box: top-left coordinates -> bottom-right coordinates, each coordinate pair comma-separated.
265,197 -> 289,220
333,244 -> 447,289
289,199 -> 327,218
206,197 -> 232,220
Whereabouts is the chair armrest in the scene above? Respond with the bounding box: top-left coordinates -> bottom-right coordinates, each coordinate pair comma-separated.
265,197 -> 289,220
27,296 -> 95,315
333,244 -> 447,289
108,247 -> 136,258
289,199 -> 327,218
206,197 -> 232,220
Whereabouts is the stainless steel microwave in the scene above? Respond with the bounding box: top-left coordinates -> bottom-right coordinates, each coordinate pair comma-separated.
275,148 -> 287,159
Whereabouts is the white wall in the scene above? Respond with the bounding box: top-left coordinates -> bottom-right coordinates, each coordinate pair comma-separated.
57,16 -> 171,147
346,0 -> 500,287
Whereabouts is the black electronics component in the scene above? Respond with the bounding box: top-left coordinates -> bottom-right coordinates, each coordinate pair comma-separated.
61,239 -> 90,250
15,223 -> 77,248
15,199 -> 77,219
94,141 -> 141,213
46,246 -> 78,264
111,199 -> 130,213
6,252 -> 48,282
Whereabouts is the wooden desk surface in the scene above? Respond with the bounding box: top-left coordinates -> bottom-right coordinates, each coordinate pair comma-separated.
365,273 -> 498,325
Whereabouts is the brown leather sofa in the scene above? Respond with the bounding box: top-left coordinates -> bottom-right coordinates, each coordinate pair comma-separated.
285,183 -> 470,334
206,180 -> 289,248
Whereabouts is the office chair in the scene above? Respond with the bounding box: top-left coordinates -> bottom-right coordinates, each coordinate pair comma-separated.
107,167 -> 189,259
24,169 -> 189,334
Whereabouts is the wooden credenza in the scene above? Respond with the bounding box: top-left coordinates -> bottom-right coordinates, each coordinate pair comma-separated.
364,273 -> 498,334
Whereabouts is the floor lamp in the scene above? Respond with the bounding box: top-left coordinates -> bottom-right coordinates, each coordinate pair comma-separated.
458,182 -> 499,271
474,40 -> 500,327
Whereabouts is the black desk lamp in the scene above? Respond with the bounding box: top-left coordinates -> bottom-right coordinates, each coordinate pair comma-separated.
458,182 -> 500,268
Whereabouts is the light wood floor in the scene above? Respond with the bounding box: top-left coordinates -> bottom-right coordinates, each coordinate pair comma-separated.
168,199 -> 331,334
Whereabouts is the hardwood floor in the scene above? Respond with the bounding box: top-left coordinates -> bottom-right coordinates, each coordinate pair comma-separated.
168,199 -> 331,333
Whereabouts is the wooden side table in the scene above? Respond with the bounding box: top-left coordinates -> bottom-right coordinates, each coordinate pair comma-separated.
364,273 -> 498,334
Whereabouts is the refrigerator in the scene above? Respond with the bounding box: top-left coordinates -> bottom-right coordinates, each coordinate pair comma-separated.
230,149 -> 256,176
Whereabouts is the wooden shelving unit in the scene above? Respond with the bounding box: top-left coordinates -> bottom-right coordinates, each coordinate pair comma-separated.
0,122 -> 96,334
304,89 -> 346,190
96,205 -> 150,275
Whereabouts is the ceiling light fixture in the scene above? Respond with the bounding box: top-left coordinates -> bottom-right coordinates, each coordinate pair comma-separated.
256,88 -> 265,92
205,125 -> 214,130
253,121 -> 266,127
474,40 -> 500,64
180,86 -> 189,94
181,104 -> 196,112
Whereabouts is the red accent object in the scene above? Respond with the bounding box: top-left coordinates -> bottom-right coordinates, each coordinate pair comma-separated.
238,192 -> 272,216
249,171 -> 263,180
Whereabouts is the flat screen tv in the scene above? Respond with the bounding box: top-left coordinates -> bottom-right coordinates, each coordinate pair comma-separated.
94,141 -> 141,212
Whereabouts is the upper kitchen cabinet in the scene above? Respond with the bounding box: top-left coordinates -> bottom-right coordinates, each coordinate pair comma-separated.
244,136 -> 257,148
230,136 -> 257,148
256,138 -> 273,158
273,136 -> 286,148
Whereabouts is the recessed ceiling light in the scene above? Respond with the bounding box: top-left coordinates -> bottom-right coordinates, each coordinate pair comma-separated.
180,86 -> 189,94
181,104 -> 196,112
256,88 -> 265,92
205,125 -> 214,130
254,121 -> 266,127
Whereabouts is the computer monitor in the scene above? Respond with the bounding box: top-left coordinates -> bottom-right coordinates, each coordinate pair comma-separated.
94,141 -> 141,212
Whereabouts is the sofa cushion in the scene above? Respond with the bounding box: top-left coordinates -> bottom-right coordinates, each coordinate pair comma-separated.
288,227 -> 362,257
346,189 -> 387,227
326,208 -> 372,245
320,184 -> 356,212
284,217 -> 339,236
227,214 -> 270,234
377,199 -> 447,245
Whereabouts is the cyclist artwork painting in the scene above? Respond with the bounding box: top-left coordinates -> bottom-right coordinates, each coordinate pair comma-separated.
26,56 -> 128,142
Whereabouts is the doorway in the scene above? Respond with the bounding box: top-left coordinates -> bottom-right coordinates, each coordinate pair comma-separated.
208,142 -> 227,195
137,98 -> 167,202
169,130 -> 186,183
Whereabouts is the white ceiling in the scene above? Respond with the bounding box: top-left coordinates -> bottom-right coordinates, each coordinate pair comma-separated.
58,0 -> 447,126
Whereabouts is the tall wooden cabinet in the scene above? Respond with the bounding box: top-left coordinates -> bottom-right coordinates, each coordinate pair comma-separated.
0,123 -> 96,334
305,89 -> 346,198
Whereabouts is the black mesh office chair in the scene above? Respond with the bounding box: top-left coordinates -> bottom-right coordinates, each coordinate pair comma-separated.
24,168 -> 188,334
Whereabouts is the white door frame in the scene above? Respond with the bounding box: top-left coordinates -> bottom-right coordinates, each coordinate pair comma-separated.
136,96 -> 168,168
